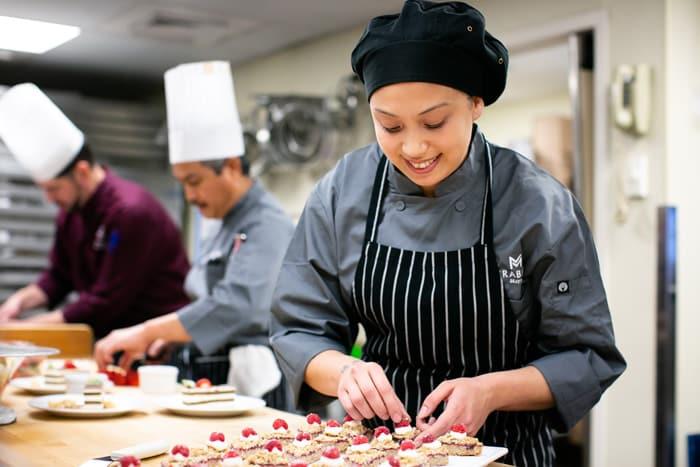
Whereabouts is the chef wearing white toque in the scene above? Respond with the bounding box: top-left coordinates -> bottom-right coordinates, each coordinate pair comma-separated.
94,62 -> 295,409
0,83 -> 190,336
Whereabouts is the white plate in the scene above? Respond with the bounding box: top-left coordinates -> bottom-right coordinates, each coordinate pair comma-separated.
28,394 -> 135,418
11,376 -> 114,395
157,394 -> 266,417
448,447 -> 509,466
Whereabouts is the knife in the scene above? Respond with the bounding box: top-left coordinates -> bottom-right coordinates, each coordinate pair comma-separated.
83,439 -> 170,465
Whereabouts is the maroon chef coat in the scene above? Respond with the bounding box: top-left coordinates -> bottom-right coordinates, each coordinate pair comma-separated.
36,168 -> 190,338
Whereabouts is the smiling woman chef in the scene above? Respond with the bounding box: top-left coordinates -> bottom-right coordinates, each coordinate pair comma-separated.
269,1 -> 625,465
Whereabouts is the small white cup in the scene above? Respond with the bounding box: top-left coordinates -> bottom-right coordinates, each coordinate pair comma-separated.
64,372 -> 91,394
137,365 -> 179,394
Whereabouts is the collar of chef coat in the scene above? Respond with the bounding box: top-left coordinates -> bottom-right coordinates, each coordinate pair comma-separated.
387,124 -> 485,199
221,179 -> 264,226
74,165 -> 113,221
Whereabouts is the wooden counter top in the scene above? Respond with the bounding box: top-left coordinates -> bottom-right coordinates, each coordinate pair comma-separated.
0,386 -> 510,466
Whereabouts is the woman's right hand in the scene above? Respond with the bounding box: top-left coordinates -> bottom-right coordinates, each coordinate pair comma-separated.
337,360 -> 410,423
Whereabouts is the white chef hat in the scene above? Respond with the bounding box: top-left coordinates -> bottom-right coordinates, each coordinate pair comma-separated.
164,61 -> 245,164
0,83 -> 85,182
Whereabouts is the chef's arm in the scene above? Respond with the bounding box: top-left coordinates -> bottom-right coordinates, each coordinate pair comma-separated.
0,284 -> 49,321
144,313 -> 192,344
305,349 -> 357,397
477,366 -> 554,412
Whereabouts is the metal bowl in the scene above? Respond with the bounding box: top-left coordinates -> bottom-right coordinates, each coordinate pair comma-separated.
0,343 -> 58,424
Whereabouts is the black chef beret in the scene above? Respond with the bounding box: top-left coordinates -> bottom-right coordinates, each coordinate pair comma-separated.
351,0 -> 508,105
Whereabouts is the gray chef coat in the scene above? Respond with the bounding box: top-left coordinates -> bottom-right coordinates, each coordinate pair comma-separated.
178,181 -> 294,356
270,126 -> 625,433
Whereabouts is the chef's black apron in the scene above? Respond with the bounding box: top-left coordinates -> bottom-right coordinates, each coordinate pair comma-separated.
350,139 -> 554,466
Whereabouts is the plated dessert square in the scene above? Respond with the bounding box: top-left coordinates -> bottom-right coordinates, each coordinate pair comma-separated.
246,439 -> 288,467
181,378 -> 236,405
286,431 -> 323,463
416,435 -> 448,466
315,419 -> 349,451
370,427 -> 398,456
392,421 -> 419,441
231,427 -> 264,457
344,435 -> 383,467
437,424 -> 482,456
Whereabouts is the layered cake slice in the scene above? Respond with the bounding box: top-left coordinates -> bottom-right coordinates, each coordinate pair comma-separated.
370,427 -> 398,456
207,431 -> 230,454
392,421 -> 420,441
396,441 -> 428,467
286,431 -> 322,464
303,413 -> 326,437
345,435 -> 383,467
181,378 -> 236,405
246,439 -> 288,467
231,427 -> 264,457
437,424 -> 482,456
262,418 -> 295,444
342,415 -> 369,438
160,443 -> 215,467
311,446 -> 346,467
315,419 -> 349,451
83,376 -> 105,407
221,449 -> 245,467
416,435 -> 448,466
43,359 -> 78,385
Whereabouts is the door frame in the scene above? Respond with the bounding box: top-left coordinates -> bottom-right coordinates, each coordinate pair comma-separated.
500,10 -> 611,467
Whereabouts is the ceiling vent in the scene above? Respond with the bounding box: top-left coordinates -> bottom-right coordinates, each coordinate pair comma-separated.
105,5 -> 258,47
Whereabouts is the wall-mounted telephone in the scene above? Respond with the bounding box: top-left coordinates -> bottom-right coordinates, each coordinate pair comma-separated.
611,64 -> 652,136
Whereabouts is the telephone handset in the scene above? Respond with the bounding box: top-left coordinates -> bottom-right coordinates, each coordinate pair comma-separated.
611,64 -> 651,136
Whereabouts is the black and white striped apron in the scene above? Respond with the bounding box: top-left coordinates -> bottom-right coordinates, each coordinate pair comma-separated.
350,140 -> 554,466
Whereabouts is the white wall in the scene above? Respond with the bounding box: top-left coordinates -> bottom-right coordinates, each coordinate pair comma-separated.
231,1 -> 700,466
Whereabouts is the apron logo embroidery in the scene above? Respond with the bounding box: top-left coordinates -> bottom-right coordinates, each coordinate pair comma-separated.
502,254 -> 523,285
557,280 -> 570,294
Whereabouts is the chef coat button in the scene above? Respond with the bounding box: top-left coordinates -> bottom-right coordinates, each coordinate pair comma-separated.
455,201 -> 466,212
396,200 -> 406,211
467,25 -> 473,32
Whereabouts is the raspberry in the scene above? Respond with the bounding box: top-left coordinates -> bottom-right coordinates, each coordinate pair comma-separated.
322,446 -> 340,459
265,439 -> 283,452
421,434 -> 435,444
63,360 -> 77,370
196,378 -> 212,388
296,431 -> 312,442
374,426 -> 390,437
352,435 -> 369,445
119,456 -> 140,467
451,424 -> 467,434
395,420 -> 411,428
326,419 -> 341,428
241,427 -> 257,438
209,432 -> 225,442
272,418 -> 288,430
224,450 -> 240,458
306,413 -> 322,424
343,415 -> 354,423
291,462 -> 308,467
171,444 -> 190,457
387,455 -> 401,467
400,440 -> 416,451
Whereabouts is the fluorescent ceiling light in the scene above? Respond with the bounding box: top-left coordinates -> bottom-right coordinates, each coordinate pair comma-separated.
0,16 -> 80,54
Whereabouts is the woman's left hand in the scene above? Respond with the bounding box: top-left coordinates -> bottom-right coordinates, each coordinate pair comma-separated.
415,377 -> 494,442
